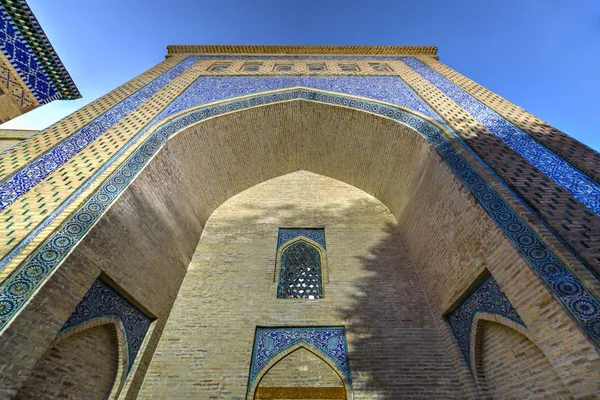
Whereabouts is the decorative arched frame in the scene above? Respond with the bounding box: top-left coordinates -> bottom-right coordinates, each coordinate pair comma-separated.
445,272 -> 527,373
58,277 -> 154,380
247,327 -> 353,400
0,82 -> 599,352
274,228 -> 328,299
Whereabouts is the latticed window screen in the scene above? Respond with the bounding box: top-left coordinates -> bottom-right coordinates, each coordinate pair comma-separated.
278,241 -> 323,299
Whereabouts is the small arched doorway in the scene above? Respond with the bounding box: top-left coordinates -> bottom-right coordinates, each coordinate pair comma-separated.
255,347 -> 347,400
475,320 -> 571,399
16,323 -> 120,399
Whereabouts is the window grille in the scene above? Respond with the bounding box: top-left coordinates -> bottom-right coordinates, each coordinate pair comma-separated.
278,241 -> 323,299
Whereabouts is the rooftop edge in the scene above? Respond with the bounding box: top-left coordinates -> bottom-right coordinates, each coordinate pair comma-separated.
166,45 -> 438,57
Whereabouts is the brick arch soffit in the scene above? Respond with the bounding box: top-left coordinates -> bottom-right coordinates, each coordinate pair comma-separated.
46,316 -> 128,399
469,312 -> 571,396
248,342 -> 352,400
2,88 -> 600,355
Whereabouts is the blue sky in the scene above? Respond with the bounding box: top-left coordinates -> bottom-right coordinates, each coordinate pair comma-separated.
2,0 -> 599,151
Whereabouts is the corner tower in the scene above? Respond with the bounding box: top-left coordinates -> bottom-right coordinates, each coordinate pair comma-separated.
0,46 -> 598,399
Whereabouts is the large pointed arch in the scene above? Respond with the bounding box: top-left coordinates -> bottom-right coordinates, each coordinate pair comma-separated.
1,88 -> 600,399
2,87 -> 598,350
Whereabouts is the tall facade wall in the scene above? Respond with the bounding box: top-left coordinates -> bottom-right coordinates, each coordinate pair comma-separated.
138,171 -> 463,398
0,46 -> 598,398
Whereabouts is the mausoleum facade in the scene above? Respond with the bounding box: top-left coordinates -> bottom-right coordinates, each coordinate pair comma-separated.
0,42 -> 599,399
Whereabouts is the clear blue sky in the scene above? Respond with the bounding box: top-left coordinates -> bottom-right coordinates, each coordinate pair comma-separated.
2,0 -> 599,151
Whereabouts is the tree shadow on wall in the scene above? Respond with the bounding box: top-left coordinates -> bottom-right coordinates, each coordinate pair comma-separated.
206,184 -> 463,398
338,221 -> 463,398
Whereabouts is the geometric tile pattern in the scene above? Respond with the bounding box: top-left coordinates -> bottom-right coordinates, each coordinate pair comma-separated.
278,228 -> 326,250
401,57 -> 600,216
0,3 -> 58,102
0,0 -> 79,102
446,274 -> 525,370
277,241 -> 323,299
1,88 -> 598,351
0,56 -> 199,214
0,53 -> 35,108
249,327 -> 351,388
151,75 -> 439,124
59,278 -> 153,373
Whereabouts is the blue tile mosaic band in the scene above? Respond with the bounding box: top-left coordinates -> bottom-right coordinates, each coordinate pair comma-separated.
0,75 -> 435,273
0,56 -> 199,214
249,327 -> 351,388
446,275 -> 525,370
278,228 -> 326,250
0,4 -> 58,102
0,88 -> 599,355
152,75 -> 438,124
59,278 -> 152,373
401,58 -> 600,216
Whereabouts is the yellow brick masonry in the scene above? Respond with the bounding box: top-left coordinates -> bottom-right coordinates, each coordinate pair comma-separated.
0,56 -> 206,282
139,171 -> 463,398
417,56 -> 600,183
0,56 -> 180,181
391,59 -> 600,299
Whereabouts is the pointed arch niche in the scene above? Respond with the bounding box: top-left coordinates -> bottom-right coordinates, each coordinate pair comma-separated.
248,327 -> 352,400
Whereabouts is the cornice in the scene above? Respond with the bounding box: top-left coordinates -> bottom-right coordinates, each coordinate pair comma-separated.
1,0 -> 81,99
167,45 -> 438,57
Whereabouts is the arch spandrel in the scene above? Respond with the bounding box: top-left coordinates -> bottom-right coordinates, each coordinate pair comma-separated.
1,89 -> 600,398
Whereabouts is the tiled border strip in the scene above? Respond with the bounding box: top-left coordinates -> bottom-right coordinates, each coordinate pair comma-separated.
401,58 -> 600,216
0,56 -> 200,212
0,88 -> 598,351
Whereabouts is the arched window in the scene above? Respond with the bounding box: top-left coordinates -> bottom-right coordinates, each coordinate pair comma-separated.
208,63 -> 231,72
274,63 -> 293,72
339,63 -> 359,72
369,63 -> 392,72
307,63 -> 326,72
276,228 -> 326,299
241,62 -> 263,72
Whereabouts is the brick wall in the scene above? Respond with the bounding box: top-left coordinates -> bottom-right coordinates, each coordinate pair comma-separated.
16,324 -> 119,399
2,87 -> 599,399
258,348 -> 343,388
139,171 -> 462,399
478,321 -> 571,399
